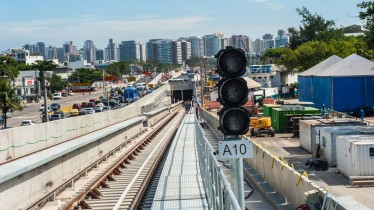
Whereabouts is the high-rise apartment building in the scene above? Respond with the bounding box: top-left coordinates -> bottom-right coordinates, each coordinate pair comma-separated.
139,43 -> 146,62
230,35 -> 249,52
180,41 -> 191,62
63,41 -> 77,54
275,29 -> 289,48
146,39 -> 162,61
187,36 -> 204,58
56,48 -> 65,63
105,38 -> 117,61
63,41 -> 79,62
262,33 -> 275,51
203,34 -> 223,57
221,38 -> 229,50
119,40 -> 140,62
36,42 -> 46,58
254,39 -> 265,55
96,49 -> 104,61
46,45 -> 57,60
157,40 -> 174,64
83,40 -> 97,63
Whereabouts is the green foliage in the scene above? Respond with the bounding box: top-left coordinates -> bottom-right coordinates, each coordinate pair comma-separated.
288,7 -> 344,49
357,1 -> 374,49
32,60 -> 58,72
69,68 -> 102,85
106,61 -> 130,77
0,56 -> 20,80
185,56 -> 201,69
0,80 -> 23,128
49,73 -> 66,92
262,36 -> 374,73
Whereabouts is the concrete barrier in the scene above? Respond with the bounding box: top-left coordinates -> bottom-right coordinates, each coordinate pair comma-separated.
0,117 -> 145,210
0,84 -> 169,164
144,107 -> 169,127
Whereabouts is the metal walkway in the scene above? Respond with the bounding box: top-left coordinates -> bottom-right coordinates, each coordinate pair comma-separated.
151,113 -> 209,209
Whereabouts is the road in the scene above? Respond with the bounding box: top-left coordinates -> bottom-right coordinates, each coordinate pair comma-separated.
6,89 -> 109,128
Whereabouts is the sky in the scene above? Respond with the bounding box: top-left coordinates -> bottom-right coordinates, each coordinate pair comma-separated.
0,0 -> 365,50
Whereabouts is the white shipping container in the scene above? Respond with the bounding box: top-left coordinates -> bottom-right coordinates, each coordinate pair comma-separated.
336,135 -> 374,177
299,119 -> 366,153
319,127 -> 362,166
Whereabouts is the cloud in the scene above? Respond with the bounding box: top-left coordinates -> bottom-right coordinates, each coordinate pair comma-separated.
0,15 -> 212,48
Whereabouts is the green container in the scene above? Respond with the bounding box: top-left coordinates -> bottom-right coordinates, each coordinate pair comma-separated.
262,104 -> 281,117
271,107 -> 320,133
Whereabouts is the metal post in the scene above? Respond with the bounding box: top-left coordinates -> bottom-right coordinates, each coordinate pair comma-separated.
200,59 -> 204,106
230,158 -> 244,209
42,71 -> 49,122
102,69 -> 105,97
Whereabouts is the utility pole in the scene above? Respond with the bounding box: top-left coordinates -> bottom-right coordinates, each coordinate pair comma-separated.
41,70 -> 49,122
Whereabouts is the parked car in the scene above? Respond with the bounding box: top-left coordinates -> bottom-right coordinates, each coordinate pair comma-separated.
102,106 -> 110,112
52,93 -> 63,100
70,109 -> 79,117
78,110 -> 88,115
40,104 -> 52,112
84,107 -> 95,114
87,102 -> 95,108
72,103 -> 81,110
20,120 -> 37,126
89,99 -> 96,104
81,102 -> 88,108
50,113 -> 63,121
51,103 -> 61,111
94,106 -> 103,113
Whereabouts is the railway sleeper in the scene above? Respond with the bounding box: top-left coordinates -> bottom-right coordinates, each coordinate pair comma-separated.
106,174 -> 116,181
77,200 -> 92,209
86,188 -> 102,199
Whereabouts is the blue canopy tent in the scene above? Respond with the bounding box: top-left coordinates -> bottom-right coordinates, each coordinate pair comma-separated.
313,54 -> 374,111
298,55 -> 342,102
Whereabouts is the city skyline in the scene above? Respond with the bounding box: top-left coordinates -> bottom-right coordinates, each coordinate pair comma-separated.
0,0 -> 364,50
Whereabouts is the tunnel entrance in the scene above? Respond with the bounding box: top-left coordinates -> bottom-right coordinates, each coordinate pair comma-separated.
171,89 -> 193,103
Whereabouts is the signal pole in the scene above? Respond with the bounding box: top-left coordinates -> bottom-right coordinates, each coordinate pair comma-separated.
216,47 -> 252,209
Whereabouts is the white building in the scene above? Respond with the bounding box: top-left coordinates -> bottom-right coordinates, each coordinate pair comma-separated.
5,48 -> 43,65
67,60 -> 93,71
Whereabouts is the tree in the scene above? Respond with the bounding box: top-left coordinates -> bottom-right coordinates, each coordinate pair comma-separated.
288,7 -> 344,49
0,80 -> 23,128
49,73 -> 66,92
106,61 -> 130,77
69,68 -> 102,85
0,56 -> 20,83
357,1 -> 374,49
32,60 -> 58,72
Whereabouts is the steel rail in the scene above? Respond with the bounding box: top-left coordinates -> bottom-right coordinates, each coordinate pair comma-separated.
60,108 -> 182,210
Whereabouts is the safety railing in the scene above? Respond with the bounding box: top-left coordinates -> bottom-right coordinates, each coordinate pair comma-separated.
195,117 -> 241,210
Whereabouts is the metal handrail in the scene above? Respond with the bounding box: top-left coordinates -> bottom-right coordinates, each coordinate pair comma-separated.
195,116 -> 241,210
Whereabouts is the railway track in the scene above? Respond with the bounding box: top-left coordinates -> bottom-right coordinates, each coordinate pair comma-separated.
30,107 -> 184,210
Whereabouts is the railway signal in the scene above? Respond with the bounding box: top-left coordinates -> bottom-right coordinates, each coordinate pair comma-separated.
215,46 -> 250,136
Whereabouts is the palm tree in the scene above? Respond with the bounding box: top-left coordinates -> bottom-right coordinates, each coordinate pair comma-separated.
0,80 -> 23,128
